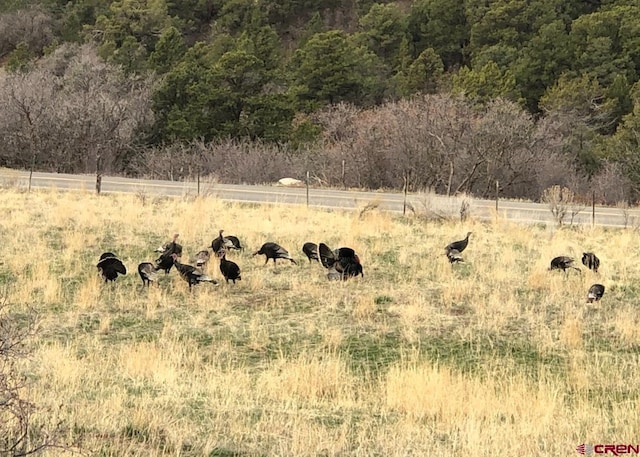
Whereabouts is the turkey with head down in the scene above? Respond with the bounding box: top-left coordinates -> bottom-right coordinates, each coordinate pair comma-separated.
253,242 -> 297,265
302,242 -> 319,262
549,256 -> 581,273
582,252 -> 600,273
138,262 -> 158,287
191,249 -> 211,270
170,253 -> 218,289
587,284 -> 605,303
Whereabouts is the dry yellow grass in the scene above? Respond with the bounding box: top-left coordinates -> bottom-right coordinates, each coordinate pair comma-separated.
0,187 -> 638,456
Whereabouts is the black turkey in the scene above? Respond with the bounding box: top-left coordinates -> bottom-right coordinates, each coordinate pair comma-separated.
586,284 -> 605,303
155,233 -> 182,274
225,235 -> 243,251
445,232 -> 472,255
218,249 -> 241,283
97,253 -> 127,282
171,253 -> 218,289
155,233 -> 183,257
318,243 -> 363,280
582,252 -> 600,273
302,242 -> 319,262
211,230 -> 238,253
138,262 -> 158,287
253,242 -> 297,265
549,256 -> 581,273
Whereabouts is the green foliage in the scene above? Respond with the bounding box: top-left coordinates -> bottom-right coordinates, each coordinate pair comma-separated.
540,73 -> 615,130
152,42 -> 214,141
290,30 -> 384,111
468,0 -> 561,54
597,90 -> 640,191
110,34 -> 148,73
605,74 -> 633,133
297,12 -> 326,47
452,61 -> 520,105
148,25 -> 186,74
357,2 -> 408,71
6,41 -> 34,72
87,0 -> 173,70
0,0 -> 31,13
513,20 -> 573,112
408,0 -> 468,68
7,0 -> 640,166
393,47 -> 444,97
215,0 -> 262,34
568,6 -> 639,86
153,34 -> 293,142
236,25 -> 282,73
165,0 -> 216,34
539,73 -> 613,173
289,116 -> 323,148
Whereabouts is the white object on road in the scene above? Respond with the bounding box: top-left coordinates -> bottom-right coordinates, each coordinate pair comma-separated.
278,177 -> 303,187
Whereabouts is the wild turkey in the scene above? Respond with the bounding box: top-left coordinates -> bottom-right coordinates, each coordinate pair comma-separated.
170,253 -> 218,289
253,242 -> 297,265
218,249 -> 241,283
225,235 -> 243,251
191,249 -> 211,270
155,233 -> 182,274
582,252 -> 600,273
302,242 -> 319,262
318,243 -> 363,280
445,232 -> 472,255
447,249 -> 464,263
97,253 -> 127,282
586,283 -> 605,303
211,230 -> 236,253
549,256 -> 581,273
155,233 -> 183,257
138,262 -> 158,287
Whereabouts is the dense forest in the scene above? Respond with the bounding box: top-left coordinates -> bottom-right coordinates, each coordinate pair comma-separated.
1,0 -> 640,202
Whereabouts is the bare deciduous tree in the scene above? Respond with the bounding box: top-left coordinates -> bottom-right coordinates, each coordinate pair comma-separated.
0,43 -> 154,185
0,7 -> 54,59
542,185 -> 578,226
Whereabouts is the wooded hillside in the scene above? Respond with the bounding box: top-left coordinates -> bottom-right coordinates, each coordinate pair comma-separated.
1,0 -> 640,203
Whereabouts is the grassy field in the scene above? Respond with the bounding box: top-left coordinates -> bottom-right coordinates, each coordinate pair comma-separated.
1,187 -> 639,456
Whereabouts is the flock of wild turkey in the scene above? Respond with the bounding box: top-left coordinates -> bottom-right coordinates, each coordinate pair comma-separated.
444,232 -> 605,303
96,229 -> 604,302
95,229 -> 364,290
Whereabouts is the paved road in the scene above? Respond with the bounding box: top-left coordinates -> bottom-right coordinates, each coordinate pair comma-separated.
1,168 -> 639,228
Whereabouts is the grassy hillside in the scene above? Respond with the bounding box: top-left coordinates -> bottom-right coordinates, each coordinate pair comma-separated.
1,187 -> 638,455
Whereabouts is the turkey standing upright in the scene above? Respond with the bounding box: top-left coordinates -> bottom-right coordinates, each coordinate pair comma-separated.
218,249 -> 241,283
155,233 -> 182,274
